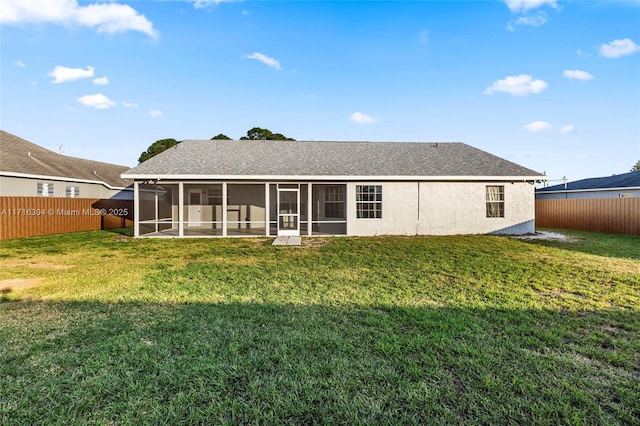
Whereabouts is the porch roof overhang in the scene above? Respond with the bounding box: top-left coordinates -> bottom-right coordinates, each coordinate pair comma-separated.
122,174 -> 544,182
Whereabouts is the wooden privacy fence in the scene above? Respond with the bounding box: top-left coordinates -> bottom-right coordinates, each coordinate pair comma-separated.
535,198 -> 640,236
0,197 -> 134,240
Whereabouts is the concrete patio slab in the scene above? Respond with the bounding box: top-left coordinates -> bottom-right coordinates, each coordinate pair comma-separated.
272,236 -> 302,246
287,236 -> 301,245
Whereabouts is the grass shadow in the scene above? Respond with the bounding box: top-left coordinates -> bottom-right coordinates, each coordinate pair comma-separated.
1,299 -> 638,424
0,288 -> 10,302
1,232 -> 638,423
101,226 -> 134,237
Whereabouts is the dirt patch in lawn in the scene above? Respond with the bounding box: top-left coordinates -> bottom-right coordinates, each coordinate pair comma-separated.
513,231 -> 569,241
537,289 -> 589,300
2,261 -> 74,270
302,238 -> 330,248
0,277 -> 45,292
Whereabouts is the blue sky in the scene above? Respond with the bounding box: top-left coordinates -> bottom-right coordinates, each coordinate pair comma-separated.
2,0 -> 639,182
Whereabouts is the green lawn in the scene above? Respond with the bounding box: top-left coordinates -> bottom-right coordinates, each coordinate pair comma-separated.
1,229 -> 638,424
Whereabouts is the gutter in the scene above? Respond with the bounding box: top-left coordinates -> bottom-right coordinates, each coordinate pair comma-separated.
0,171 -> 133,191
120,173 -> 546,182
536,186 -> 640,194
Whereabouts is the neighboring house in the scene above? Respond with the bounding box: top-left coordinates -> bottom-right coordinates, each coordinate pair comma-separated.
122,139 -> 545,237
0,130 -> 133,199
536,171 -> 640,200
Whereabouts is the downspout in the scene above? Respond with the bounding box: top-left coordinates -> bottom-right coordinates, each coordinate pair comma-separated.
416,181 -> 420,235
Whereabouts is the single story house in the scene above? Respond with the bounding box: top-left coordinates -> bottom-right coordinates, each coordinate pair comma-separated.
121,139 -> 545,238
536,171 -> 640,200
0,130 -> 133,199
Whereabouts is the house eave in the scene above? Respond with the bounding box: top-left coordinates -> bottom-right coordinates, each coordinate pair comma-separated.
121,173 -> 545,182
1,171 -> 133,191
537,186 -> 640,194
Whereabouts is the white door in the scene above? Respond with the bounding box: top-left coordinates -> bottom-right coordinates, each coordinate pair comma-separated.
188,189 -> 202,227
277,188 -> 299,236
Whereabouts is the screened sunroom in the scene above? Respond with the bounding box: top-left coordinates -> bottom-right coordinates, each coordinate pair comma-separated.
136,182 -> 347,237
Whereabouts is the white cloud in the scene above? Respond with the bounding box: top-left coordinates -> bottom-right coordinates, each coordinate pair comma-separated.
49,65 -> 94,84
418,30 -> 429,45
194,0 -> 241,8
0,0 -> 157,38
563,69 -> 594,81
92,76 -> 109,85
483,74 -> 548,96
149,109 -> 162,117
524,121 -> 552,132
77,93 -> 116,109
349,112 -> 378,125
559,124 -> 576,134
504,0 -> 557,13
13,60 -> 26,67
599,38 -> 640,59
514,12 -> 547,27
122,101 -> 139,108
245,52 -> 282,70
504,1 -> 556,30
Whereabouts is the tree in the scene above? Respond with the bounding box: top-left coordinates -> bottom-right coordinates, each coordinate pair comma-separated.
211,134 -> 231,140
138,138 -> 179,163
631,160 -> 640,172
239,127 -> 295,141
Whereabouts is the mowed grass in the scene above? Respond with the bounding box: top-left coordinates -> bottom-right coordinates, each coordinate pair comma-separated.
0,229 -> 638,424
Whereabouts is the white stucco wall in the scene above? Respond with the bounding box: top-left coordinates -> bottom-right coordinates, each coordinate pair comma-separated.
418,182 -> 534,235
346,181 -> 535,236
347,182 -> 419,236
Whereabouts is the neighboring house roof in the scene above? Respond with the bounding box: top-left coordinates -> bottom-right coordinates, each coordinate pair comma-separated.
0,130 -> 131,189
122,139 -> 544,180
537,171 -> 640,192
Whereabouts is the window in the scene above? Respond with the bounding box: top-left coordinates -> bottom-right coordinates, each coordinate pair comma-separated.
324,186 -> 344,218
66,186 -> 80,198
356,185 -> 382,219
37,182 -> 53,197
207,187 -> 222,204
205,187 -> 230,205
486,185 -> 504,218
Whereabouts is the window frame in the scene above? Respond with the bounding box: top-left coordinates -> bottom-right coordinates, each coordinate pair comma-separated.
37,182 -> 54,197
356,185 -> 382,219
486,185 -> 505,218
66,185 -> 80,198
324,185 -> 345,218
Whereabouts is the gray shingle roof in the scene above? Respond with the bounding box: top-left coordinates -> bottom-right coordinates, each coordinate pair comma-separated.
537,171 -> 640,192
0,130 -> 131,188
123,139 -> 543,179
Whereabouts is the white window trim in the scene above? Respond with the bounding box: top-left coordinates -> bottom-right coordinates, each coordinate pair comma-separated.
486,185 -> 505,218
356,185 -> 382,219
